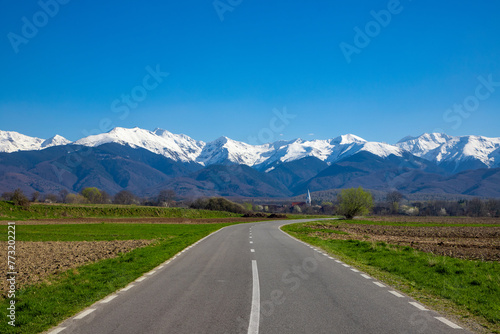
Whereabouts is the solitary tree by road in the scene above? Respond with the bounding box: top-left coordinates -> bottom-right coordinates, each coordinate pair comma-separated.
337,187 -> 373,219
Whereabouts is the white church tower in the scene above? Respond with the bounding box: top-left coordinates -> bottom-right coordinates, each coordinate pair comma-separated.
306,189 -> 312,206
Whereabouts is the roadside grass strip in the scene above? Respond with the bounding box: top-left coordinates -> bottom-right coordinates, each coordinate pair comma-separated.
0,201 -> 240,221
282,222 -> 500,333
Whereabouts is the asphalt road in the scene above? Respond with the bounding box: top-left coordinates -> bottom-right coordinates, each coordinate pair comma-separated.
49,219 -> 471,334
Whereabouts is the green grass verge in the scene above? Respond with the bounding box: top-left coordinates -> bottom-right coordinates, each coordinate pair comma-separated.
282,222 -> 500,333
0,223 -> 226,242
0,223 -> 236,333
0,201 -> 240,221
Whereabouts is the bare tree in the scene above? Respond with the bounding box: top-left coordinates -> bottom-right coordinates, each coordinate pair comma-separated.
386,191 -> 403,214
157,190 -> 176,207
31,191 -> 41,202
12,189 -> 30,209
113,190 -> 137,205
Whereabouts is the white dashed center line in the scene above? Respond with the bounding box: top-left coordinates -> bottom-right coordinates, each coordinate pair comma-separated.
251,249 -> 255,253
248,260 -> 260,334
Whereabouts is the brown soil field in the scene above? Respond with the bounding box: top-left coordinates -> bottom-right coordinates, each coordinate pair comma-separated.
308,222 -> 500,261
363,216 -> 500,224
1,217 -> 285,225
0,240 -> 153,296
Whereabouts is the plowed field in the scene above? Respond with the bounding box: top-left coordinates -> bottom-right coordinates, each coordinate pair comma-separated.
308,220 -> 500,261
0,240 -> 153,296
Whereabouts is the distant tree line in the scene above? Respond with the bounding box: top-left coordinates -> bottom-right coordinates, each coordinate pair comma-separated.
372,191 -> 500,217
0,188 -> 177,208
1,187 -> 500,217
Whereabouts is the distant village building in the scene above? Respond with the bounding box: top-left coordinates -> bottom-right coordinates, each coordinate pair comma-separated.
291,190 -> 312,208
306,189 -> 312,206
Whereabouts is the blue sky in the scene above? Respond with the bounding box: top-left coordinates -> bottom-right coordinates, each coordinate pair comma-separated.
0,0 -> 499,144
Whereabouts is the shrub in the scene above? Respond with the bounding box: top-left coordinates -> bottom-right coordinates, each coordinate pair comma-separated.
12,188 -> 30,209
337,187 -> 373,219
190,197 -> 248,214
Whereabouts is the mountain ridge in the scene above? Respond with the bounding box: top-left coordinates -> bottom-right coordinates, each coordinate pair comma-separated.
2,127 -> 498,174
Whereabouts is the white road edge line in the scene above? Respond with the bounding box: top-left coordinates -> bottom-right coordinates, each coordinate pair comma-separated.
361,274 -> 371,279
248,260 -> 260,334
389,290 -> 404,298
74,308 -> 96,320
435,317 -> 462,329
121,285 -> 134,291
373,282 -> 385,288
409,302 -> 428,311
350,268 -> 359,272
48,327 -> 66,334
101,295 -> 117,303
342,264 -> 350,267
136,277 -> 146,282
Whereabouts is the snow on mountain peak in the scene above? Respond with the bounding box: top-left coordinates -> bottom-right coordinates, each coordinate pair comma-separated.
74,127 -> 203,162
331,134 -> 367,145
0,130 -> 45,153
41,135 -> 71,148
2,127 -> 499,171
396,132 -> 500,168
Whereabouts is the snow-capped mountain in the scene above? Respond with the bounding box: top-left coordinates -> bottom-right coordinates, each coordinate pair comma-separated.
0,130 -> 70,152
41,135 -> 72,148
1,127 -> 498,173
73,127 -> 204,163
2,128 -> 500,198
71,128 -> 404,168
396,133 -> 500,172
196,136 -> 272,166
